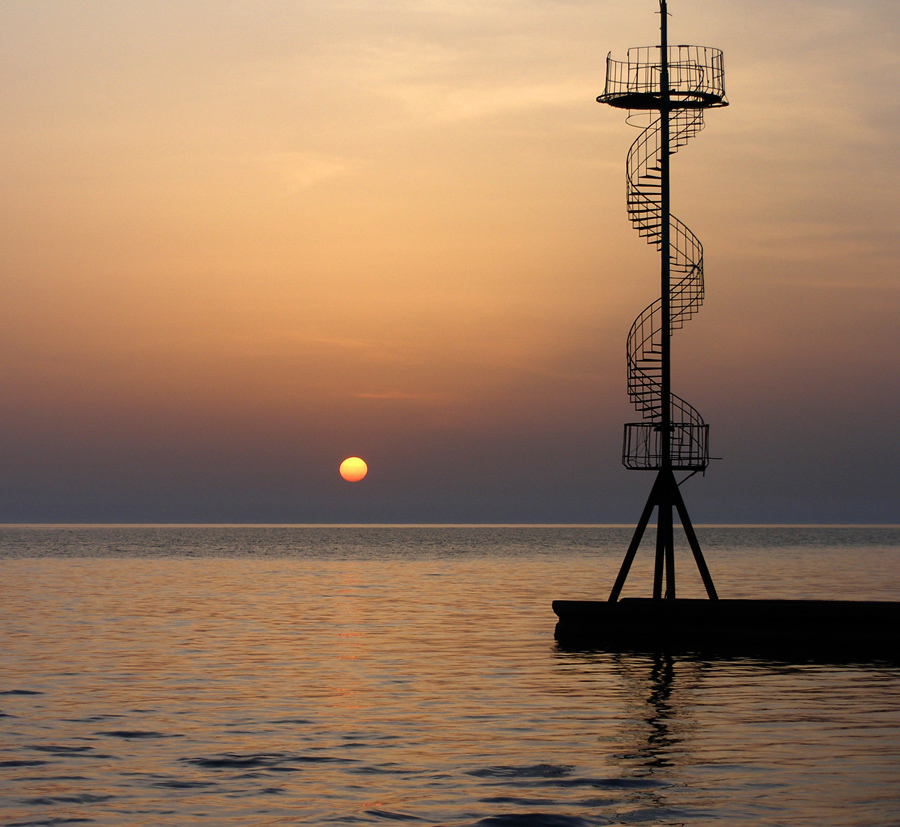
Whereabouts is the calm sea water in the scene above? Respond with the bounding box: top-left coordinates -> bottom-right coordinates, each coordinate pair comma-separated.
2,525 -> 899,826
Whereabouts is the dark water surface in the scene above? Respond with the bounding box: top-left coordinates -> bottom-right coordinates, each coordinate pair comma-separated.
2,525 -> 899,826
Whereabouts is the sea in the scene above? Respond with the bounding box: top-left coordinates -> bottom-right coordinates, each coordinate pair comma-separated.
1,524 -> 899,827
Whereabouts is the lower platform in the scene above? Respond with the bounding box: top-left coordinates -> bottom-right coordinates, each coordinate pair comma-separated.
553,598 -> 900,660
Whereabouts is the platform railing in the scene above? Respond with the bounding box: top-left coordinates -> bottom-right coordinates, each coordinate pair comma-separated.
600,46 -> 727,106
623,422 -> 709,471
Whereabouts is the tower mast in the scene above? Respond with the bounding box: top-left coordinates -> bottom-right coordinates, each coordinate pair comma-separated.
657,0 -> 674,599
659,0 -> 671,480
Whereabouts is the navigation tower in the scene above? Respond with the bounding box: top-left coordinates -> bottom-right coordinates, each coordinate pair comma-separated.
600,0 -> 727,600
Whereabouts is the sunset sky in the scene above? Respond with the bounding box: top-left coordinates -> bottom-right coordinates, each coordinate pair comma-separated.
1,0 -> 898,523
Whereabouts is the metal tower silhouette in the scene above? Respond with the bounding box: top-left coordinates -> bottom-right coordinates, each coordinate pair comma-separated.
555,5 -> 900,658
599,1 -> 727,601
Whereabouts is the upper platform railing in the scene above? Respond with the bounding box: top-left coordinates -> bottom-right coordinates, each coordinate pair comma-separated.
598,45 -> 727,110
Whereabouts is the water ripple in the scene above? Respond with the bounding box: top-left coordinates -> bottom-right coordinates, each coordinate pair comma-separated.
181,751 -> 353,771
1,526 -> 898,826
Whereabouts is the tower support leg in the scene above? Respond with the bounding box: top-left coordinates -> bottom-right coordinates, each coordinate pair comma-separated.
608,473 -> 662,602
672,482 -> 718,599
652,470 -> 676,599
608,468 -> 717,601
653,498 -> 666,599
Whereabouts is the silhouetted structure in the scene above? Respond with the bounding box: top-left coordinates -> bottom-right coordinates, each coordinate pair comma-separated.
599,0 -> 726,601
552,2 -> 900,660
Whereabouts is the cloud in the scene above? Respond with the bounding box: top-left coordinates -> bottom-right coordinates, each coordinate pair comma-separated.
254,151 -> 355,189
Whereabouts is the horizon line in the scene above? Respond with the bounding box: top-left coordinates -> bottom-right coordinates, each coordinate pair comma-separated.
1,522 -> 898,529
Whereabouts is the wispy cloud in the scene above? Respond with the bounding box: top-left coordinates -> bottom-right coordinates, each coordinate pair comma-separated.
254,151 -> 355,189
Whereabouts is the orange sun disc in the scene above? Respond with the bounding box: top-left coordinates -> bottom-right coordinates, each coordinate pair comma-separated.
339,457 -> 368,482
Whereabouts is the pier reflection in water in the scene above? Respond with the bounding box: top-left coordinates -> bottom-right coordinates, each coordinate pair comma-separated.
554,644 -> 900,825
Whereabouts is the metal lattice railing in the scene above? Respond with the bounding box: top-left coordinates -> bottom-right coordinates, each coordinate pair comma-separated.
599,46 -> 727,109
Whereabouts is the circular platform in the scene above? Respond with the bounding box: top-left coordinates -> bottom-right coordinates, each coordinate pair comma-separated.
597,90 -> 727,110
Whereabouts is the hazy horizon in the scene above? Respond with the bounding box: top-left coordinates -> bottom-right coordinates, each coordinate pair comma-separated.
2,521 -> 898,529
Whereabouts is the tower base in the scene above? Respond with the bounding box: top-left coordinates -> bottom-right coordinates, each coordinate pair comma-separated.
552,598 -> 900,660
609,467 -> 717,602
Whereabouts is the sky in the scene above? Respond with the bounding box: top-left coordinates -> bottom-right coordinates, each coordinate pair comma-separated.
0,0 -> 898,524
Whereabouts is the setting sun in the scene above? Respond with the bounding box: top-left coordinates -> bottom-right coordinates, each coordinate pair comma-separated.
339,457 -> 368,482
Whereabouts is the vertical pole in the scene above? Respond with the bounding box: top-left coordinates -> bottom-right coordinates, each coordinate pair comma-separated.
664,473 -> 676,599
655,0 -> 674,599
653,505 -> 665,599
659,0 -> 671,473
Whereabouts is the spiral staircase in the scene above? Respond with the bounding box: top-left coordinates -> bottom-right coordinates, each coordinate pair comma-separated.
599,45 -> 727,470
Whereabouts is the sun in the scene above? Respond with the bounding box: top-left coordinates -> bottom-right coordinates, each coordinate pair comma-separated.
339,456 -> 368,482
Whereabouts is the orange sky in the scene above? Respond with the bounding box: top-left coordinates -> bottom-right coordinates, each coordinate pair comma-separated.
0,0 -> 897,522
